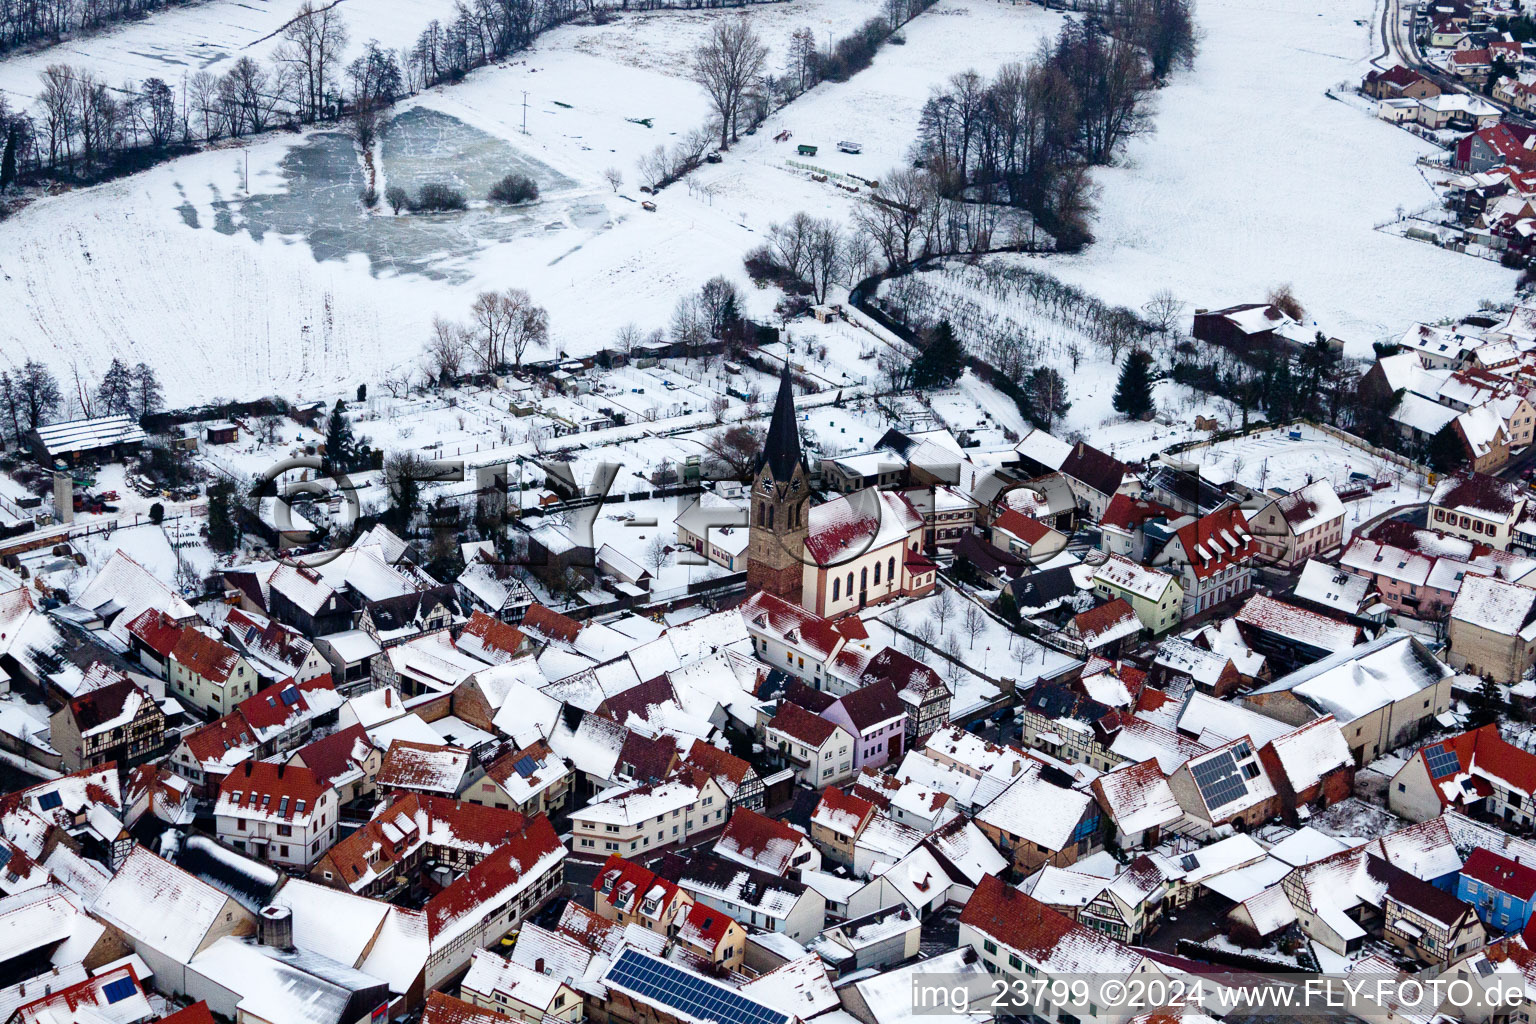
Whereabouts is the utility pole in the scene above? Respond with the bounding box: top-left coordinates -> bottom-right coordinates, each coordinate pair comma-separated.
521,91 -> 529,135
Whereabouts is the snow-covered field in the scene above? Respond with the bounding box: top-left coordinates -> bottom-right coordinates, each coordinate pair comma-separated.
1050,0 -> 1515,354
0,0 -> 455,105
0,0 -> 1511,407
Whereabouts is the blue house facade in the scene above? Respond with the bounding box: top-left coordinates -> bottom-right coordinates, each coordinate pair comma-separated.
1457,847 -> 1536,934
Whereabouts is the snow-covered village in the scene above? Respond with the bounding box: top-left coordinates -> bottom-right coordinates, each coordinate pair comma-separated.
18,0 -> 1536,1022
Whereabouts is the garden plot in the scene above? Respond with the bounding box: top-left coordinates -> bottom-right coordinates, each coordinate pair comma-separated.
1179,425 -> 1431,532
1050,0 -> 1514,354
876,260 -> 1222,460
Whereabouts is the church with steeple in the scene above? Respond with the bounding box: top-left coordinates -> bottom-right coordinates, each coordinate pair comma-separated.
746,364 -> 937,615
746,364 -> 810,601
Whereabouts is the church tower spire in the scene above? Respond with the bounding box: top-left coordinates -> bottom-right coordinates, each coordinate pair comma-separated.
747,363 -> 810,602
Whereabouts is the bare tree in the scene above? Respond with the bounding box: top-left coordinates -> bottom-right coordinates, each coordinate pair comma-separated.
934,589 -> 955,634
963,603 -> 986,649
1267,283 -> 1304,322
644,534 -> 670,574
1143,288 -> 1184,334
709,394 -> 730,425
470,291 -> 515,372
913,619 -> 937,651
614,323 -> 643,361
425,316 -> 468,384
504,288 -> 550,369
603,166 -> 623,192
692,16 -> 769,149
274,0 -> 350,123
701,423 -> 766,480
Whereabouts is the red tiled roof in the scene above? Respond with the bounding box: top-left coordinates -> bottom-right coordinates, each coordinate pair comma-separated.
1072,599 -> 1140,645
157,1003 -> 217,1024
422,992 -> 505,1024
520,604 -> 581,646
767,700 -> 840,748
616,732 -> 678,782
1464,847 -> 1536,901
717,808 -> 804,871
677,901 -> 737,951
1100,493 -> 1177,532
682,739 -> 753,789
960,875 -> 1078,957
183,713 -> 257,764
378,740 -> 470,793
238,675 -> 335,732
741,591 -> 845,661
171,629 -> 241,683
217,761 -> 328,821
837,680 -> 905,732
460,610 -> 526,656
66,678 -> 152,732
291,723 -> 375,787
1425,725 -> 1536,805
993,508 -> 1054,545
810,787 -> 875,835
426,814 -> 563,938
126,607 -> 184,657
1173,506 -> 1258,580
593,853 -> 687,918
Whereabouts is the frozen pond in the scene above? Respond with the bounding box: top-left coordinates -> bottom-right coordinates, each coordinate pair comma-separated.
186,108 -> 603,281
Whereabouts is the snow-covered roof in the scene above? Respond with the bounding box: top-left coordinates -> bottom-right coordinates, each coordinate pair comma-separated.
1093,760 -> 1181,836
1270,480 -> 1345,536
1452,573 -> 1536,637
976,764 -> 1093,853
1250,632 -> 1449,724
32,415 -> 146,457
91,847 -> 237,964
1293,560 -> 1373,615
1092,553 -> 1177,602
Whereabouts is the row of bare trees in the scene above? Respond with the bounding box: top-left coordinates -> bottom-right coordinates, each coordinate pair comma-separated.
5,0 -> 575,185
1,0 -> 191,52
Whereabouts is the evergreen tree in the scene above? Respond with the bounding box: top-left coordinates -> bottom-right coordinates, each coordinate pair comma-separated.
96,359 -> 134,416
1427,421 -> 1467,474
324,399 -> 356,473
0,128 -> 16,195
1112,349 -> 1154,419
910,320 -> 964,389
207,481 -> 240,552
995,588 -> 1020,625
1026,366 -> 1071,430
385,452 -> 421,534
1263,355 -> 1294,423
130,363 -> 163,417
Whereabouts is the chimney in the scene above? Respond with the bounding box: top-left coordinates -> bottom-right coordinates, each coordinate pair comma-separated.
277,763 -> 286,778
384,689 -> 393,708
535,958 -> 545,974
245,762 -> 253,777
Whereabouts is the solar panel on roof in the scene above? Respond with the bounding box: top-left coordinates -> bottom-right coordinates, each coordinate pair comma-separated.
36,792 -> 62,811
1423,743 -> 1460,779
513,755 -> 539,778
1190,751 -> 1249,811
101,978 -> 136,1004
0,847 -> 15,872
607,950 -> 789,1024
281,687 -> 300,706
